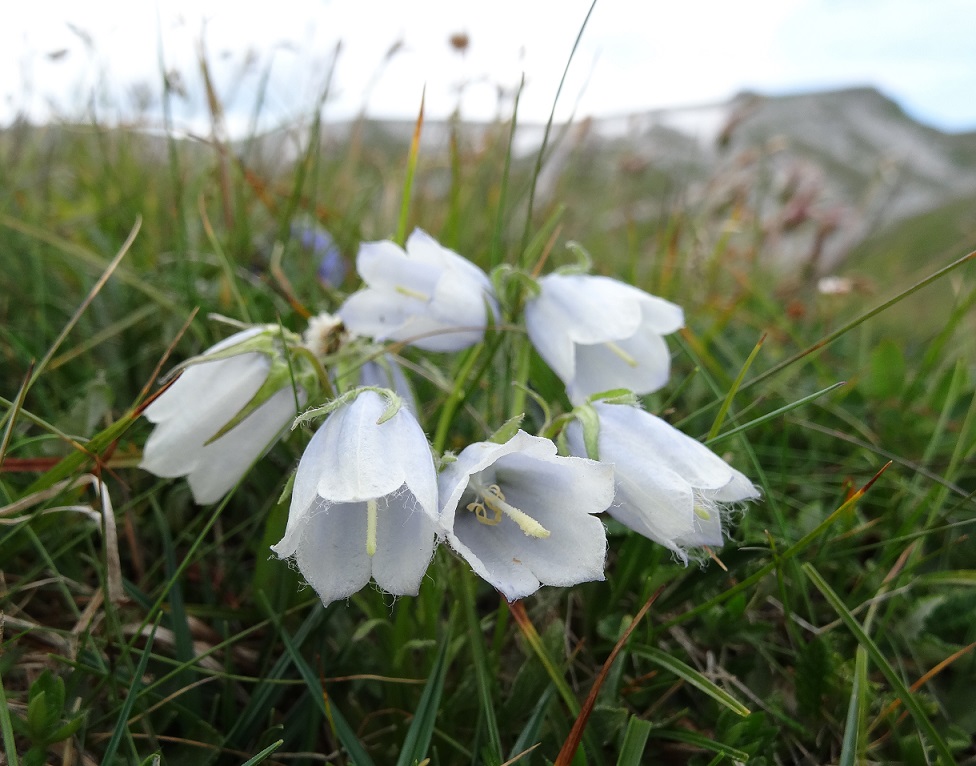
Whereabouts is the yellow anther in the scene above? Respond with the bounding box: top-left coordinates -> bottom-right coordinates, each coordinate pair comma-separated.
693,504 -> 712,521
464,481 -> 551,538
466,500 -> 501,525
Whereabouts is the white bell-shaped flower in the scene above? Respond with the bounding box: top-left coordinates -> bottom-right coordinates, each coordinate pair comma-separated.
567,402 -> 759,561
338,228 -> 498,352
524,274 -> 684,403
141,327 -> 308,504
272,389 -> 440,606
438,431 -> 613,601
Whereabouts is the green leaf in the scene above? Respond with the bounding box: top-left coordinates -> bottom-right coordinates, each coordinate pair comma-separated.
25,689 -> 48,740
616,717 -> 652,766
648,728 -> 751,761
45,715 -> 85,745
0,662 -> 21,766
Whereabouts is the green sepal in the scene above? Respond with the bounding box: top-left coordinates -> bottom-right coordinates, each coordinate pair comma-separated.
160,324 -> 302,384
277,469 -> 297,506
556,241 -> 594,275
587,388 -> 638,406
292,386 -> 402,430
435,451 -> 457,470
487,413 -> 525,445
203,359 -> 311,445
492,264 -> 541,303
572,401 -> 602,462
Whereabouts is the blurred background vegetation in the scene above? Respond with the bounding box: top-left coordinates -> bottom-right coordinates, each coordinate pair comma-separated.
2,68 -> 976,765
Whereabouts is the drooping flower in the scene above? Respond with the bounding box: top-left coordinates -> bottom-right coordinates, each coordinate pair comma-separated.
141,326 -> 311,504
338,228 -> 498,352
272,389 -> 440,606
438,430 -> 613,601
524,273 -> 684,403
566,401 -> 759,561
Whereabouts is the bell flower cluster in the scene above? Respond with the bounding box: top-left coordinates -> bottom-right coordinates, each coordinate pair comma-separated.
140,227 -> 759,606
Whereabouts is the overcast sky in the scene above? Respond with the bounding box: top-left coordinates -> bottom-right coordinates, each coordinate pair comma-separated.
2,0 -> 975,135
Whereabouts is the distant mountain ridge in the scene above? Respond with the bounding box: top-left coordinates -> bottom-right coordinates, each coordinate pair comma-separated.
565,87 -> 976,271
310,86 -> 976,271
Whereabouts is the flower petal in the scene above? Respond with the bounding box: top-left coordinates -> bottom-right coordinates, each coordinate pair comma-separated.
313,391 -> 432,504
439,432 -> 612,600
287,500 -> 373,607
338,288 -> 424,343
534,275 -> 643,344
356,239 -> 441,295
370,493 -> 437,596
357,355 -> 418,415
570,329 -> 671,401
448,513 -> 542,600
184,386 -> 301,504
609,407 -> 748,493
638,293 -> 685,334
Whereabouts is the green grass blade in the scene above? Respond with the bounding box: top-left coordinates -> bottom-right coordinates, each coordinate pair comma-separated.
0,365 -> 31,467
647,728 -> 750,761
239,739 -> 284,766
803,563 -> 955,764
839,646 -> 868,766
520,0 -> 597,256
461,575 -> 502,760
509,603 -> 578,717
509,685 -> 556,762
631,646 -> 750,717
395,633 -> 451,766
489,75 -> 524,271
741,248 -> 976,391
616,717 -> 652,766
661,461 -> 890,632
101,615 -> 161,764
257,595 -> 375,766
707,333 -> 765,440
705,381 -> 846,446
395,89 -> 424,246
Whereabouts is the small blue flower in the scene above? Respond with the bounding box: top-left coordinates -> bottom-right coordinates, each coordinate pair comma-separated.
291,221 -> 347,287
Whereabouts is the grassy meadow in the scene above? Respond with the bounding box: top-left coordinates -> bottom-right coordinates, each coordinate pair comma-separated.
2,67 -> 976,766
